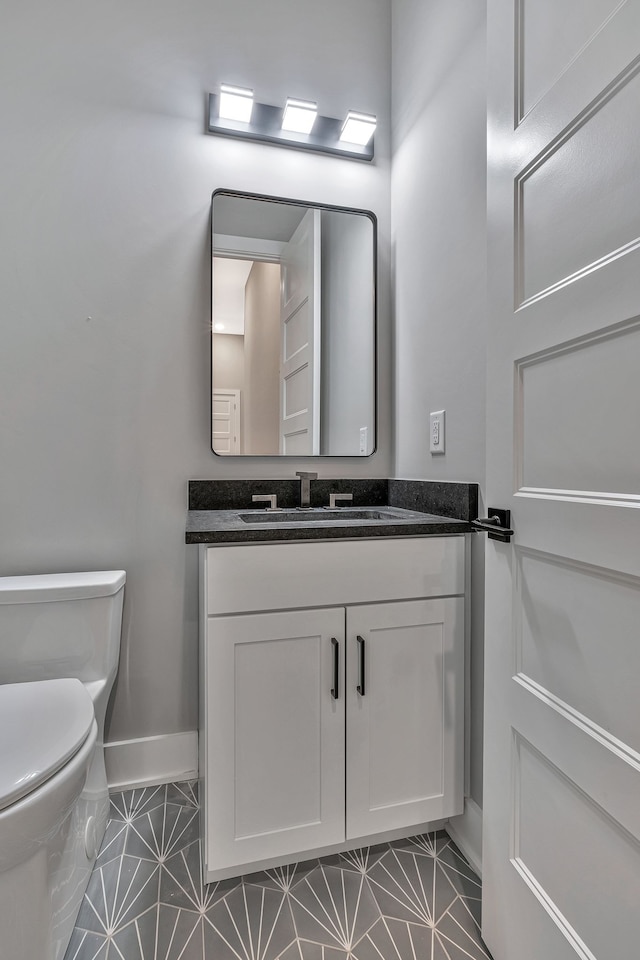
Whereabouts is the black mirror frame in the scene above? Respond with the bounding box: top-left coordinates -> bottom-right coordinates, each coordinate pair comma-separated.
210,188 -> 378,458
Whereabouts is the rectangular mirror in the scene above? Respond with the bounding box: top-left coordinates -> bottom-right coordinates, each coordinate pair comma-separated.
211,190 -> 376,456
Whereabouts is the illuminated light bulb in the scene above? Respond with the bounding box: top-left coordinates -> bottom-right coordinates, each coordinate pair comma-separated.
339,110 -> 376,146
219,84 -> 254,123
281,98 -> 317,135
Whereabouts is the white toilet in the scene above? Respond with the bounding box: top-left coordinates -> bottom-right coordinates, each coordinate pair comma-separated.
0,570 -> 126,960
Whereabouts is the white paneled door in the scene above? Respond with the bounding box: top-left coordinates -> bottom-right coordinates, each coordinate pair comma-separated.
279,208 -> 321,455
484,2 -> 640,959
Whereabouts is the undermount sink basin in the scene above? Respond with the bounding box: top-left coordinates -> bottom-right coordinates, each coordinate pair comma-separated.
239,509 -> 397,524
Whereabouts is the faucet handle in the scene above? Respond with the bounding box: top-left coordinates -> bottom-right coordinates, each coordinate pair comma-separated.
252,494 -> 278,510
329,492 -> 353,508
296,471 -> 318,480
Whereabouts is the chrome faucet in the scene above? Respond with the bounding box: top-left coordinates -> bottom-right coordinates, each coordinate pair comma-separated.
296,471 -> 318,508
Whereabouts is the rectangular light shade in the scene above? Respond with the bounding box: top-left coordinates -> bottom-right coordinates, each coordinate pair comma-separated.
219,84 -> 254,123
340,111 -> 376,146
281,98 -> 317,134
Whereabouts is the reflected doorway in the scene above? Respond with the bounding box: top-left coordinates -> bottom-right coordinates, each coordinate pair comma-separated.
212,256 -> 282,456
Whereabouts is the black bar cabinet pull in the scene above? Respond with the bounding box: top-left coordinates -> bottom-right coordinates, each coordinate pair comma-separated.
356,635 -> 366,696
331,637 -> 339,700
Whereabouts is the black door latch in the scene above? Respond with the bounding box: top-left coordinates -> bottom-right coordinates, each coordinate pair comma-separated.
471,508 -> 513,543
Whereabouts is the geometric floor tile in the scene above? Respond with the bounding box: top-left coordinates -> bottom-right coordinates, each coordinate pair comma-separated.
75,855 -> 159,936
64,929 -> 110,960
66,783 -> 493,960
351,915 -> 433,960
205,884 -> 296,960
109,786 -> 168,823
280,942 -> 349,959
435,897 -> 491,959
438,842 -> 483,901
165,782 -> 199,809
124,802 -> 200,863
323,844 -> 388,876
394,832 -> 452,859
160,840 -> 241,912
367,846 -> 457,926
95,818 -> 129,868
243,858 -> 319,893
155,905 -> 217,960
109,906 -> 160,960
289,864 -> 380,951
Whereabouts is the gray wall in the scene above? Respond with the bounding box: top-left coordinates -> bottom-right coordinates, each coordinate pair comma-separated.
391,0 -> 487,806
0,0 -> 391,745
321,212 -> 375,455
212,334 -> 245,393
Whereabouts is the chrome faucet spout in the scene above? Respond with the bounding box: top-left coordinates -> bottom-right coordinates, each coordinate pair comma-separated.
295,471 -> 318,508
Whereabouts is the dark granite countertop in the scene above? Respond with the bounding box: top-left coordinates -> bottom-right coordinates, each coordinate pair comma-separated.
186,505 -> 472,544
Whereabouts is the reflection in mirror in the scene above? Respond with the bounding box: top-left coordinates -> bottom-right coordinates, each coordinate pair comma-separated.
211,191 -> 376,457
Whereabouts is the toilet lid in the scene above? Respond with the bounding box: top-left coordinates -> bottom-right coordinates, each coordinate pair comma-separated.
0,678 -> 94,811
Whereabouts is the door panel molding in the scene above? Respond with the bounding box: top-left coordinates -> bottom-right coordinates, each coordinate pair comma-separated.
511,731 -> 640,960
515,58 -> 640,307
512,545 -> 640,762
514,0 -> 640,139
515,0 -> 627,126
514,315 -> 640,501
513,675 -> 640,772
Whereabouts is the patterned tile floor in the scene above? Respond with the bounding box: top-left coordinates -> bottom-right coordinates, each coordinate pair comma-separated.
64,782 -> 492,960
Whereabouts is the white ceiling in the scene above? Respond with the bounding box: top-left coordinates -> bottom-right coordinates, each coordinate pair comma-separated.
213,195 -> 306,241
212,258 -> 253,335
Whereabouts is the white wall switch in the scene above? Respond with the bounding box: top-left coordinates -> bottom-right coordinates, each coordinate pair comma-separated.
359,426 -> 368,454
429,410 -> 445,454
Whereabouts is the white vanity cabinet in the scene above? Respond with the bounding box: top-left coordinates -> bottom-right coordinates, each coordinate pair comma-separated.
199,536 -> 466,882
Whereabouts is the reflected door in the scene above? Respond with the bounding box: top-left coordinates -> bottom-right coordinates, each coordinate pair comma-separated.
484,2 -> 640,958
279,209 -> 321,455
212,389 -> 240,455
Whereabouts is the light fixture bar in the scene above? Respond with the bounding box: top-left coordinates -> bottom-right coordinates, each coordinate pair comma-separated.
207,93 -> 374,162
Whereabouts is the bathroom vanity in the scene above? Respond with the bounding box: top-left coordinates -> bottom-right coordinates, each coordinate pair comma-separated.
199,189 -> 477,880
190,485 -> 475,883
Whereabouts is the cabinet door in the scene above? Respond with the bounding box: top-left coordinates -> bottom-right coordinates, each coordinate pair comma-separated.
205,607 -> 345,876
346,598 -> 464,840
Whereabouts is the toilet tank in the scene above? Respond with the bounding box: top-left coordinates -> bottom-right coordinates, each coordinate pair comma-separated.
0,571 -> 125,687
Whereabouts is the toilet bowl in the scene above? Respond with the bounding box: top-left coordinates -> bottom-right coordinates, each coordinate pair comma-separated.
0,571 -> 126,960
0,680 -> 97,959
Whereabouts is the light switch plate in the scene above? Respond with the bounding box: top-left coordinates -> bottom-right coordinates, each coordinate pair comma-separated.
430,410 -> 445,454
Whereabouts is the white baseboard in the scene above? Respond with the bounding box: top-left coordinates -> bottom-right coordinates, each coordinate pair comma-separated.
105,731 -> 199,791
446,797 -> 483,877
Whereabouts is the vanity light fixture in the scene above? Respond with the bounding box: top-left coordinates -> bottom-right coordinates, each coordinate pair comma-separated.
339,111 -> 377,146
207,89 -> 375,161
281,97 -> 318,134
218,84 -> 254,123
